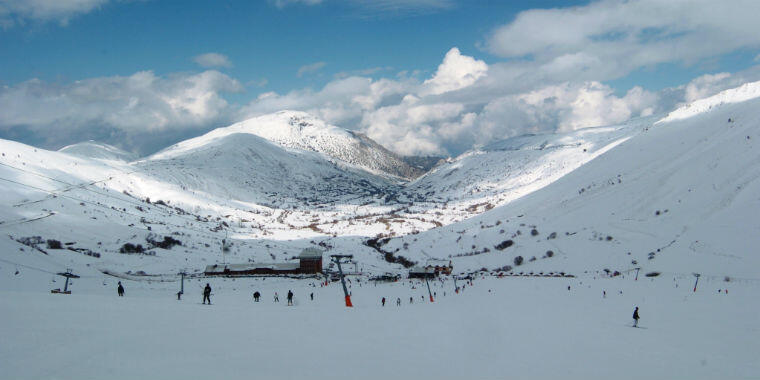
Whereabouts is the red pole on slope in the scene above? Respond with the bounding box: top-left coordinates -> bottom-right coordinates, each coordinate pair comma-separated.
425,274 -> 434,303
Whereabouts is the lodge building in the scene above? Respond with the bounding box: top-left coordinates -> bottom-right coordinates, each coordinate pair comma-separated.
204,248 -> 323,276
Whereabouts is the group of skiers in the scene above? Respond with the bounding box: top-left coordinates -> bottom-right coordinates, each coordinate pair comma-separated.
113,281 -> 645,327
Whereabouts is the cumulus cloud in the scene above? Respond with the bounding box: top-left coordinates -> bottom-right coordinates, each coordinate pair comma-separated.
0,0 -> 109,27
486,0 -> 760,82
297,62 -> 327,77
0,70 -> 242,154
6,1 -> 760,158
193,53 -> 232,68
420,47 -> 488,96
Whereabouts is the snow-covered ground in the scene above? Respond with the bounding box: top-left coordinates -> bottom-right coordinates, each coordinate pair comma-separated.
2,266 -> 758,380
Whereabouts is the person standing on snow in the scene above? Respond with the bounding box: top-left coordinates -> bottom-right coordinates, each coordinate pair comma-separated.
203,283 -> 212,305
396,297 -> 401,306
274,292 -> 279,302
632,307 -> 640,327
287,290 -> 294,306
381,297 -> 386,306
117,281 -> 124,297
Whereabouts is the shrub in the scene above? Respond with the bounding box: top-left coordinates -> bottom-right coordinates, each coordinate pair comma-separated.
645,271 -> 660,277
531,229 -> 539,236
46,239 -> 63,249
546,250 -> 554,258
120,243 -> 145,254
494,240 -> 514,250
547,232 -> 557,240
514,256 -> 524,266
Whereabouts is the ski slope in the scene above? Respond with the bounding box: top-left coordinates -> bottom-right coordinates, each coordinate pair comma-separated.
1,268 -> 758,380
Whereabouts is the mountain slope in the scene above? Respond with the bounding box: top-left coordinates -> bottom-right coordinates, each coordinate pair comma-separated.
375,81 -> 760,278
151,111 -> 422,180
0,82 -> 758,280
59,141 -> 138,162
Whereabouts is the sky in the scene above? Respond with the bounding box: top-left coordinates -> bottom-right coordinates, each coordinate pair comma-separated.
1,0 -> 760,157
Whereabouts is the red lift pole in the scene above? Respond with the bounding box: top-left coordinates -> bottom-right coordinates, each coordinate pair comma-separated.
331,255 -> 353,307
424,273 -> 434,302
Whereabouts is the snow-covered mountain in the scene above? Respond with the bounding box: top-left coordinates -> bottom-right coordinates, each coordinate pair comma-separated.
152,111 -> 423,180
0,81 -> 758,281
59,141 -> 138,162
3,82 -> 759,380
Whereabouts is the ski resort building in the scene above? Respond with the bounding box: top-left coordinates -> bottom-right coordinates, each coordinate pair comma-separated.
204,248 -> 323,276
408,260 -> 453,279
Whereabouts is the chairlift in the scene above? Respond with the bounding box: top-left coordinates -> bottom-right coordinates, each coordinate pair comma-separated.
51,270 -> 80,294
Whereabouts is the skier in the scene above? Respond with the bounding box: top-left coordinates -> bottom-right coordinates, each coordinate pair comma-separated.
203,283 -> 212,305
274,292 -> 279,302
632,306 -> 640,327
310,292 -> 314,301
396,297 -> 401,306
253,291 -> 260,302
409,297 -> 413,304
382,297 -> 386,306
287,290 -> 294,306
117,281 -> 124,297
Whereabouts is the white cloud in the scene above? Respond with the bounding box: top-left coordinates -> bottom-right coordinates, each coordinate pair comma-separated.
683,72 -> 732,103
420,47 -> 488,96
272,0 -> 323,9
297,61 -> 327,77
486,0 -> 760,82
193,53 -> 232,68
0,0 -> 109,27
0,70 -> 242,153
346,0 -> 454,14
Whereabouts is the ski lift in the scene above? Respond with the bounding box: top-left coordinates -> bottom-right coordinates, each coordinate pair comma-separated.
51,270 -> 80,294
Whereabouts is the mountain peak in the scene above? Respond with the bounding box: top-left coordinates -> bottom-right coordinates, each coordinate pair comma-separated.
59,141 -> 137,162
151,111 -> 423,180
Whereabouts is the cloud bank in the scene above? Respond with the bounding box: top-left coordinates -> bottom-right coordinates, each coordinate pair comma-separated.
3,0 -> 760,158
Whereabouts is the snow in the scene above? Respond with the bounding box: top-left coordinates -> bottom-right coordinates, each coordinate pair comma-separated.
2,269 -> 758,379
658,80 -> 760,123
1,81 -> 760,378
59,141 -> 138,162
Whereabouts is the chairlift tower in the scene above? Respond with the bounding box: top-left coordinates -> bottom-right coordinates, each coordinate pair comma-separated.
330,255 -> 353,307
51,269 -> 80,294
425,274 -> 434,302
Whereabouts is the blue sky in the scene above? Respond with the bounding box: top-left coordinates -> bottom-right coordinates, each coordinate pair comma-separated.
2,0 -> 760,156
0,1 -> 587,92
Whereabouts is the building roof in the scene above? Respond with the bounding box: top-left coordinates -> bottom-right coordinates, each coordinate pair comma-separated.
205,262 -> 299,273
298,248 -> 323,259
409,266 -> 436,274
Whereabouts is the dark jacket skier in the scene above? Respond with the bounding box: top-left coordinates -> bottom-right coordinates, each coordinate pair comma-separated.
253,291 -> 260,302
117,281 -> 124,297
203,283 -> 212,304
287,290 -> 294,305
382,297 -> 386,306
632,307 -> 640,327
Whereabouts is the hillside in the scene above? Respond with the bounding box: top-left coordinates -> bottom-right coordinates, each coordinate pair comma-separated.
0,82 -> 757,280
151,111 -> 423,180
376,82 -> 760,279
